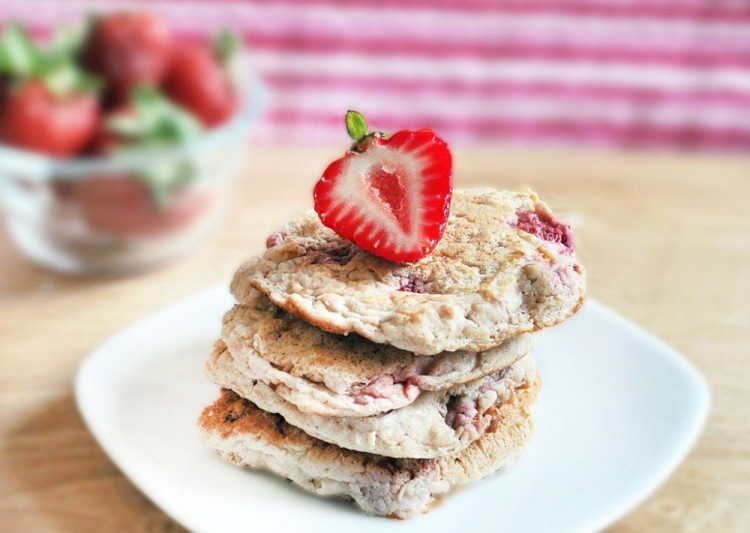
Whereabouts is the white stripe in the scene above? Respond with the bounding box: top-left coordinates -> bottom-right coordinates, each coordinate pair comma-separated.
267,87 -> 750,129
251,51 -> 750,92
240,6 -> 750,49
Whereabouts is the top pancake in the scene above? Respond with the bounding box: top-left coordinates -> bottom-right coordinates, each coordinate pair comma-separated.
232,188 -> 585,355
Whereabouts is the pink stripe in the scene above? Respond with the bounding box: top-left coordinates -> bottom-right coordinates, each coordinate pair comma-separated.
22,17 -> 749,58
14,4 -> 750,54
21,7 -> 750,70
265,109 -> 750,150
245,34 -> 750,67
148,3 -> 750,50
238,19 -> 750,56
265,73 -> 750,108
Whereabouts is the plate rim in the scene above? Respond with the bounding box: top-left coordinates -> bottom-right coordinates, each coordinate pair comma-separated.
568,299 -> 710,533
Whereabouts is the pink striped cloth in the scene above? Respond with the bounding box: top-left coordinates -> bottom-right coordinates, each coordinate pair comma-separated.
5,0 -> 750,150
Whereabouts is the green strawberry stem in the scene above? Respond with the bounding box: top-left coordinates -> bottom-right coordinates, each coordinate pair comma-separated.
345,110 -> 368,142
215,30 -> 241,65
345,110 -> 389,152
214,30 -> 243,90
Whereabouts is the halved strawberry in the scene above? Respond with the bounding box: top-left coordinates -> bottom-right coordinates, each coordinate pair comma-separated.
313,111 -> 452,263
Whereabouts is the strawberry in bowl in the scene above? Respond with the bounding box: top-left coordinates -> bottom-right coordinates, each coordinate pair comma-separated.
0,79 -> 98,157
65,174 -> 214,238
66,87 -> 215,238
80,11 -> 172,102
0,13 -> 264,274
0,24 -> 101,156
164,31 -> 240,128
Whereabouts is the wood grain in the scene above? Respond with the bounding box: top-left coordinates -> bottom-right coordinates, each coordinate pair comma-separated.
1,148 -> 748,532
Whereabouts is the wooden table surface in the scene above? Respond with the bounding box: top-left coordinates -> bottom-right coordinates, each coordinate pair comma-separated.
1,148 -> 748,532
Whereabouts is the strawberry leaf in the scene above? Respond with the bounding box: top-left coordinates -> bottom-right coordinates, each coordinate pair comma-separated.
135,159 -> 194,209
42,61 -> 101,98
106,86 -> 203,207
107,85 -> 202,144
0,23 -> 44,78
48,19 -> 90,62
0,22 -> 101,99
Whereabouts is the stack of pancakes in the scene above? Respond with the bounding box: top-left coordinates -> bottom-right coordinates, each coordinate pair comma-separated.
199,189 -> 586,518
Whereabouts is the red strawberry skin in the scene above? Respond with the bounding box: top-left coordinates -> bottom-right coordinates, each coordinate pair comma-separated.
81,12 -> 172,101
0,80 -> 99,157
163,44 -> 237,127
67,175 -> 212,237
314,129 -> 452,263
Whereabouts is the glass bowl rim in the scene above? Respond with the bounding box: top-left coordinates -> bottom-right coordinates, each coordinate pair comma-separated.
0,73 -> 266,180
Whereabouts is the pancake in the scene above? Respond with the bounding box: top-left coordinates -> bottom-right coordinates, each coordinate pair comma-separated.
207,340 -> 538,459
231,188 -> 585,355
199,380 -> 539,519
221,289 -> 532,417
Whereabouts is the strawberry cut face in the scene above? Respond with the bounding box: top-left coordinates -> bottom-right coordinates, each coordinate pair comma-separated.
366,163 -> 411,235
314,129 -> 452,263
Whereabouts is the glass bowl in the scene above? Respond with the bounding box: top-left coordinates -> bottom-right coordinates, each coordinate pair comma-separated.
0,76 -> 265,275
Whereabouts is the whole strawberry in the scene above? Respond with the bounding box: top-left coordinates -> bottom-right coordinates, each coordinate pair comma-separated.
0,24 -> 101,156
0,80 -> 99,157
81,11 -> 172,101
163,31 -> 240,127
314,111 -> 453,263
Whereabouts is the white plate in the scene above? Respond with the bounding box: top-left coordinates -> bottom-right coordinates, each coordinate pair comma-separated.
76,286 -> 709,533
